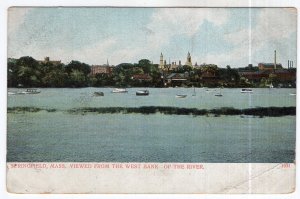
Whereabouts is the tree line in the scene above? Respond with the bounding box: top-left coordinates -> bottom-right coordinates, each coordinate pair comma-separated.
7,56 -> 296,88
7,56 -> 162,88
8,56 -> 91,87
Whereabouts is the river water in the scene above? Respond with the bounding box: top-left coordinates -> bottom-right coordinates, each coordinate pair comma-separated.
7,88 -> 296,162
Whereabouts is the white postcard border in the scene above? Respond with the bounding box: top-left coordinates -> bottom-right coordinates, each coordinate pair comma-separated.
1,0 -> 300,198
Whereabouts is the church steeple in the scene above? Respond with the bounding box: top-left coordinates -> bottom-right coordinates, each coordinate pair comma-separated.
185,51 -> 192,67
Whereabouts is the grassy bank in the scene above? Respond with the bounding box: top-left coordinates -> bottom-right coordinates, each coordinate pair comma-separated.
7,106 -> 296,117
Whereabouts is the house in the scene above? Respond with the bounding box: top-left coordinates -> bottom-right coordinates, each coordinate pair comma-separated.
165,73 -> 188,86
200,70 -> 218,83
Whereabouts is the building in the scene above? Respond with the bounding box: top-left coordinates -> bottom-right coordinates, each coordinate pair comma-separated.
200,70 -> 218,83
273,69 -> 296,82
239,68 -> 296,83
185,52 -> 192,67
166,73 -> 189,86
90,65 -> 112,76
38,57 -> 61,65
258,63 -> 283,71
258,50 -> 283,71
170,61 -> 178,70
89,59 -> 114,76
239,71 -> 270,83
159,52 -> 194,70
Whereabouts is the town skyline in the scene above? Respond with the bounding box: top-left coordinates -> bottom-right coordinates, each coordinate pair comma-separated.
8,50 -> 296,69
8,7 -> 297,67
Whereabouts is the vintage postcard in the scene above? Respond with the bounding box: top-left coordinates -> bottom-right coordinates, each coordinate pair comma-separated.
6,6 -> 296,194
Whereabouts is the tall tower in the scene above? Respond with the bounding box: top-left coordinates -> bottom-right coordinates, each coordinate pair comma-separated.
185,52 -> 192,67
274,50 -> 277,70
159,53 -> 164,69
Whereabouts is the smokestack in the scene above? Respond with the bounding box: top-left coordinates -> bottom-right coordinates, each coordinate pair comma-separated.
288,60 -> 289,69
274,50 -> 277,70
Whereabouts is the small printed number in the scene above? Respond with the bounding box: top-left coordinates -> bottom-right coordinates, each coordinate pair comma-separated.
281,163 -> 291,168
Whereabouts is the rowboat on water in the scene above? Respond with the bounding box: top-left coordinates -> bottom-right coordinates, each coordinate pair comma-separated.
176,94 -> 187,98
94,92 -> 104,96
241,88 -> 253,93
136,90 -> 149,96
111,88 -> 128,93
20,89 -> 41,94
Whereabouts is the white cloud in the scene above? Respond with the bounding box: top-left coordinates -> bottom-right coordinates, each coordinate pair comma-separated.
225,8 -> 296,46
216,8 -> 297,67
146,8 -> 229,49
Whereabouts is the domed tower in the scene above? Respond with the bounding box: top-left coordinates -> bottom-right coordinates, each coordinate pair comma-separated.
185,52 -> 192,67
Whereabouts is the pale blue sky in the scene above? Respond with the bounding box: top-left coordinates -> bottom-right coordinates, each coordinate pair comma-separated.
8,7 -> 297,68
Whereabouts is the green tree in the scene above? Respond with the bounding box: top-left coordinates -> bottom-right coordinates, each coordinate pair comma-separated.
65,60 -> 91,87
16,56 -> 41,87
259,77 -> 267,87
65,60 -> 91,76
17,56 -> 39,69
116,63 -> 134,71
7,58 -> 19,87
42,68 -> 67,87
68,70 -> 87,87
177,65 -> 193,73
138,59 -> 152,73
268,73 -> 278,85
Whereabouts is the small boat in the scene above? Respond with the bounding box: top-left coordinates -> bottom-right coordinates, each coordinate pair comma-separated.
8,91 -> 26,95
240,88 -> 253,93
205,89 -> 216,92
111,88 -> 128,93
94,92 -> 104,96
8,91 -> 17,95
269,83 -> 274,88
136,90 -> 149,96
20,89 -> 41,94
289,93 -> 296,96
176,94 -> 187,98
215,89 -> 223,97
